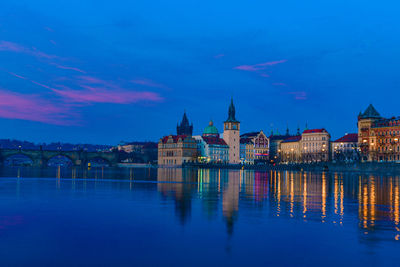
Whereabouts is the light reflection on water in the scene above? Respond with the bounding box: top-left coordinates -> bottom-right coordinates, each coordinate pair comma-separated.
0,166 -> 400,265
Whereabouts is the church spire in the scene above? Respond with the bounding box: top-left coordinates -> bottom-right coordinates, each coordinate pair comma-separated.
226,97 -> 238,122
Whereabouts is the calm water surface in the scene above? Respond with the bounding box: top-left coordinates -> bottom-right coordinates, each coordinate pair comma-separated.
0,167 -> 399,266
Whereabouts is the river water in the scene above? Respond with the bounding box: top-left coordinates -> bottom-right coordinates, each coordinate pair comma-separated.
0,166 -> 399,266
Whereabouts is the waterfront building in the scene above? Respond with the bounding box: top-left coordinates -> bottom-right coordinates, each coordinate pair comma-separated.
331,133 -> 359,162
358,104 -> 400,162
357,104 -> 382,161
280,135 -> 302,163
269,131 -> 292,163
240,131 -> 269,164
177,111 -> 193,136
372,117 -> 400,162
158,135 -> 198,166
223,98 -> 240,164
300,129 -> 330,163
240,137 -> 254,164
194,121 -> 229,163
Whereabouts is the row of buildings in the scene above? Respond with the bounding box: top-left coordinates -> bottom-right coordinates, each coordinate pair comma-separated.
158,102 -> 399,166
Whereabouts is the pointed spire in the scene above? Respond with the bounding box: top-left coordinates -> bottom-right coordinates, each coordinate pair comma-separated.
226,97 -> 238,122
286,123 -> 290,136
297,124 -> 300,135
177,111 -> 193,136
305,122 -> 308,130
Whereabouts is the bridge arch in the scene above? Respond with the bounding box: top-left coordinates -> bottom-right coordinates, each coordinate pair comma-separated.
3,153 -> 34,166
46,154 -> 74,167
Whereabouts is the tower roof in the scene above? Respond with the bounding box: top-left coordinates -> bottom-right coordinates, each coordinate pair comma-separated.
225,98 -> 239,122
177,111 -> 193,136
360,104 -> 381,119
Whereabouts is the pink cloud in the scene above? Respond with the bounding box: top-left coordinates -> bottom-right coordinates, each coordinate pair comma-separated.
78,76 -> 108,85
0,41 -> 57,59
287,91 -> 307,100
8,72 -> 27,80
234,59 -> 287,72
52,86 -> 163,104
31,81 -> 53,90
55,64 -> 86,73
0,89 -> 78,125
131,78 -> 166,89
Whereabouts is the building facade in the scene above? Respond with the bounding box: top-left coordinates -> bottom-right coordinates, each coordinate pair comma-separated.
240,131 -> 269,164
358,104 -> 400,162
358,104 -> 382,161
280,135 -> 302,163
240,138 -> 254,165
158,112 -> 197,166
372,117 -> 400,162
300,129 -> 330,163
158,135 -> 198,165
331,133 -> 359,162
194,121 -> 229,163
223,98 -> 240,164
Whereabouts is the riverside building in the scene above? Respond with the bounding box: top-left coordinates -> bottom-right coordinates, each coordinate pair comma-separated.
194,121 -> 229,163
358,104 -> 400,162
300,129 -> 330,163
240,131 -> 269,164
280,135 -> 302,163
158,112 -> 198,166
331,133 -> 359,162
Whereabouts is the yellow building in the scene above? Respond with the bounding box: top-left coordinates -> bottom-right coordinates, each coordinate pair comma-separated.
280,135 -> 302,163
158,135 -> 198,166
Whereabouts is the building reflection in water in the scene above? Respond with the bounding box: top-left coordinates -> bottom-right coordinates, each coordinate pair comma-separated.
12,166 -> 399,241
157,168 -> 198,225
156,168 -> 400,241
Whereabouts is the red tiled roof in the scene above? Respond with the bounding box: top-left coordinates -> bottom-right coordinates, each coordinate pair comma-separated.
303,128 -> 327,134
202,136 -> 228,146
161,135 -> 188,144
281,135 -> 302,143
333,133 -> 358,143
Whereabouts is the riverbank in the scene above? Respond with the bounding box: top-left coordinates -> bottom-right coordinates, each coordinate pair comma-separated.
183,162 -> 400,174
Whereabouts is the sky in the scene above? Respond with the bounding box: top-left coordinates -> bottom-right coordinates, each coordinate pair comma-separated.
0,0 -> 400,144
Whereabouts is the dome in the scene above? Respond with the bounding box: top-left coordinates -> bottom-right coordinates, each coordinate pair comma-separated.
203,120 -> 219,136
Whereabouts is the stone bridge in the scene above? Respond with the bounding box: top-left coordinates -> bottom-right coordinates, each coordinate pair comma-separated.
0,149 -> 120,167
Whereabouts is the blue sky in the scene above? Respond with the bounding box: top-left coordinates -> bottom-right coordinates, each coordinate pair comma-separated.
0,0 -> 399,144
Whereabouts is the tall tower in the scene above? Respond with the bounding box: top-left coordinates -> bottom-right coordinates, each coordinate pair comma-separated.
357,104 -> 381,161
177,111 -> 193,136
223,98 -> 240,164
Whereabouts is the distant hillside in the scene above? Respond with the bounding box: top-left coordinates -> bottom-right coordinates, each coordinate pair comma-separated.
0,139 -> 112,152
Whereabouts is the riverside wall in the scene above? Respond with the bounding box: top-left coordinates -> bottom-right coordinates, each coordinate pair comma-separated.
183,162 -> 400,174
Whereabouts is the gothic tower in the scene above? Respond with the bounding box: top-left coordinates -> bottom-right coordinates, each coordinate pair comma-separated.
177,111 -> 193,136
223,98 -> 240,164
